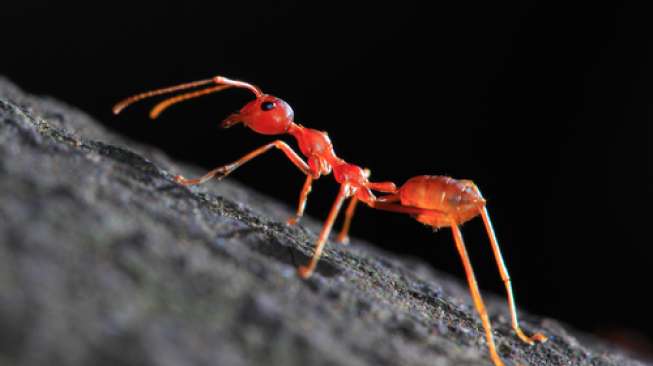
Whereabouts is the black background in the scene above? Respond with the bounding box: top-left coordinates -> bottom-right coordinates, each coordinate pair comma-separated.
2,0 -> 650,355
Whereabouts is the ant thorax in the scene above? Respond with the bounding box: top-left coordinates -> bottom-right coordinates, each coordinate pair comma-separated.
288,125 -> 339,165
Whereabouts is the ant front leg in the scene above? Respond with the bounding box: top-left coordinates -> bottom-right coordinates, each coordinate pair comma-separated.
174,140 -> 312,186
174,164 -> 236,186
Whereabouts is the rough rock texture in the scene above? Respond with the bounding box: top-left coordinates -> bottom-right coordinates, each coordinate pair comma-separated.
0,76 -> 646,366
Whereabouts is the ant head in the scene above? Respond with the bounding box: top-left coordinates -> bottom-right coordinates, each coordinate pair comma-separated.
221,95 -> 295,135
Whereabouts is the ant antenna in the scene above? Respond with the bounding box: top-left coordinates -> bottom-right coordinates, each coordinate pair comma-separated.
113,78 -> 216,114
112,75 -> 263,116
149,85 -> 232,119
212,76 -> 263,98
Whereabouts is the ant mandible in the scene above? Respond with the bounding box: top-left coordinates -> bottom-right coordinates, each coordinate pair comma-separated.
113,75 -> 397,278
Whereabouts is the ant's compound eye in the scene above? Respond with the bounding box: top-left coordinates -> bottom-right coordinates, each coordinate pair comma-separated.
261,101 -> 275,111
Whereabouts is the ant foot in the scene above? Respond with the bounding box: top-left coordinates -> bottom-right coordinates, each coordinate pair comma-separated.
517,330 -> 548,345
531,332 -> 548,343
286,217 -> 300,225
174,174 -> 201,186
336,234 -> 350,245
297,265 -> 314,279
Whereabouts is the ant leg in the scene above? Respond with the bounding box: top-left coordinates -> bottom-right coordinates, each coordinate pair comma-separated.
336,183 -> 398,243
336,196 -> 359,244
287,175 -> 314,225
461,180 -> 547,344
362,201 -> 504,365
297,183 -> 350,279
479,205 -> 548,344
377,193 -> 400,203
450,223 -> 505,366
175,140 -> 311,186
368,201 -> 443,215
368,181 -> 397,193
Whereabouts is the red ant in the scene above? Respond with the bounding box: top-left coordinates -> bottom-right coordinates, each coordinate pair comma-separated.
113,75 -> 397,278
339,175 -> 548,366
113,75 -> 547,366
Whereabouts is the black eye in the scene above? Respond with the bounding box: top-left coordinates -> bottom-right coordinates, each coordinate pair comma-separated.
261,101 -> 275,111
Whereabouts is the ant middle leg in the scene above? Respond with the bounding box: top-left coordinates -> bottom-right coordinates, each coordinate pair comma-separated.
287,175 -> 314,225
298,183 -> 350,279
336,181 -> 398,243
336,196 -> 359,244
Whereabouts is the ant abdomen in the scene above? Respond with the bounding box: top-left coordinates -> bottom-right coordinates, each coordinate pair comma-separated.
399,175 -> 484,226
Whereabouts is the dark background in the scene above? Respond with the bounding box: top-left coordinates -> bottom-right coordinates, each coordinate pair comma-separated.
2,0 -> 650,355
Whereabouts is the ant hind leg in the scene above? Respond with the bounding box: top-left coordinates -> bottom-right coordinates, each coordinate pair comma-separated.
479,205 -> 548,345
450,223 -> 505,366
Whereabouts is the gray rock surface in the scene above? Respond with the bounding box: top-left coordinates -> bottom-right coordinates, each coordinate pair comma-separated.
0,76 -> 646,366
